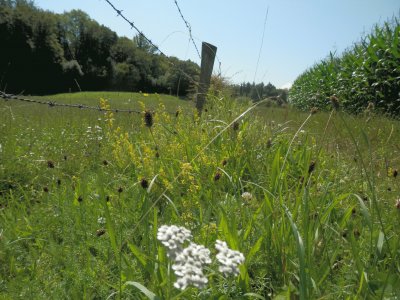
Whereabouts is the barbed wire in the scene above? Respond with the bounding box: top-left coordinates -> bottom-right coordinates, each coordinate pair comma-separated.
103,0 -> 199,87
173,0 -> 201,60
0,91 -> 142,114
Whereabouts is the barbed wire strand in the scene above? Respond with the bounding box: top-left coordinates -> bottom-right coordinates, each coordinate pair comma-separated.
103,0 -> 199,87
173,0 -> 201,60
0,91 -> 145,114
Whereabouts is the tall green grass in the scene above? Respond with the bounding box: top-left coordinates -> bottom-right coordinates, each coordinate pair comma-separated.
290,17 -> 400,116
0,92 -> 400,298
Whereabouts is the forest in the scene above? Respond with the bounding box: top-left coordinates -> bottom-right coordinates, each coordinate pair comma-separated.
0,0 -> 285,100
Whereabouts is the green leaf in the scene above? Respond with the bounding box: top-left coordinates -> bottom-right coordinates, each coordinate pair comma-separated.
125,281 -> 161,300
377,231 -> 384,254
247,236 -> 263,263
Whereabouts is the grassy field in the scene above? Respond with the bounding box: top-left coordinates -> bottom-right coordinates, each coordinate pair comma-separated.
1,91 -> 400,299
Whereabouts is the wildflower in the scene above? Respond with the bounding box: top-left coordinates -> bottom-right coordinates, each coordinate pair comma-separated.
97,217 -> 106,225
215,240 -> 245,276
157,225 -> 192,259
241,192 -> 253,201
172,242 -> 211,290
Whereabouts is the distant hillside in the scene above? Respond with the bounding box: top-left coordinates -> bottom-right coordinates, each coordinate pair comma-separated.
0,0 -> 200,95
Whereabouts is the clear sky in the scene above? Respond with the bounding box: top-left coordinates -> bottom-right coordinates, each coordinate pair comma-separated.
34,0 -> 399,88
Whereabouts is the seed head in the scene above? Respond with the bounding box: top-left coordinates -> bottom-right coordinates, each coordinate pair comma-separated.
47,160 -> 55,168
308,161 -> 316,174
214,172 -> 222,181
144,110 -> 154,128
310,107 -> 318,114
96,229 -> 106,237
393,169 -> 398,178
232,121 -> 239,131
330,95 -> 340,110
140,178 -> 149,189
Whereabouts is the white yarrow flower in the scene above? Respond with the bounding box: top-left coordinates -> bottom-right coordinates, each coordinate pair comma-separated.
172,242 -> 211,290
215,240 -> 245,276
157,225 -> 192,259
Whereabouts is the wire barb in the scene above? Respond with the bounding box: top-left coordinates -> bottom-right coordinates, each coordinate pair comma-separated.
102,0 -> 199,87
173,0 -> 201,60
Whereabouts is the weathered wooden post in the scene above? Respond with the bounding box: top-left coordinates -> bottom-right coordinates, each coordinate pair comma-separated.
196,42 -> 217,114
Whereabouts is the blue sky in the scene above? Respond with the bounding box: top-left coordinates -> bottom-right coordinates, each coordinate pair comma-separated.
34,0 -> 399,88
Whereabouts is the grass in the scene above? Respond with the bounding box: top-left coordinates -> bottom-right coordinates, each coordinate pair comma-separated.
1,91 -> 400,299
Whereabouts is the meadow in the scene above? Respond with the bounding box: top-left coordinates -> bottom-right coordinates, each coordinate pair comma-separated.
1,91 -> 400,299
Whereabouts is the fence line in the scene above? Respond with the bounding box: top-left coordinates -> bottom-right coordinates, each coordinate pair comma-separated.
103,0 -> 199,87
173,0 -> 201,60
0,91 -> 143,114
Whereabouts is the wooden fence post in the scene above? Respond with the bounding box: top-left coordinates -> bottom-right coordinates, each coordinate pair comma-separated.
196,42 -> 217,114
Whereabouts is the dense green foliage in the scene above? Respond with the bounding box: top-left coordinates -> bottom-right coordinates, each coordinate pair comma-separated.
0,0 -> 200,95
1,92 -> 400,298
289,18 -> 400,116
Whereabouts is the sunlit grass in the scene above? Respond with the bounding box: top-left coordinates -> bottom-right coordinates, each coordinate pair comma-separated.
0,92 -> 399,298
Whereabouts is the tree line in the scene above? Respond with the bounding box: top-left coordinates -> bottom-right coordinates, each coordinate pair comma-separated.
0,0 -> 200,95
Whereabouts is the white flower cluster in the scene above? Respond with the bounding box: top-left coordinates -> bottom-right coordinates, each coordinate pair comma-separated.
172,243 -> 211,290
157,225 -> 192,259
215,240 -> 245,276
157,225 -> 246,291
241,192 -> 253,201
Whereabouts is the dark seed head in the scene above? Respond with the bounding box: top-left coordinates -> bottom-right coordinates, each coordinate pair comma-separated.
352,208 -> 356,215
232,121 -> 239,131
78,195 -> 83,202
393,169 -> 398,178
330,95 -> 340,110
308,161 -> 316,174
47,160 -> 55,168
64,155 -> 67,161
57,179 -> 61,186
106,195 -> 110,202
214,172 -> 222,181
155,152 -> 160,158
353,229 -> 361,238
43,186 -> 49,193
96,229 -> 106,237
310,107 -> 318,114
118,187 -> 123,193
144,110 -> 153,128
140,178 -> 149,189
222,159 -> 228,166
102,160 -> 108,166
